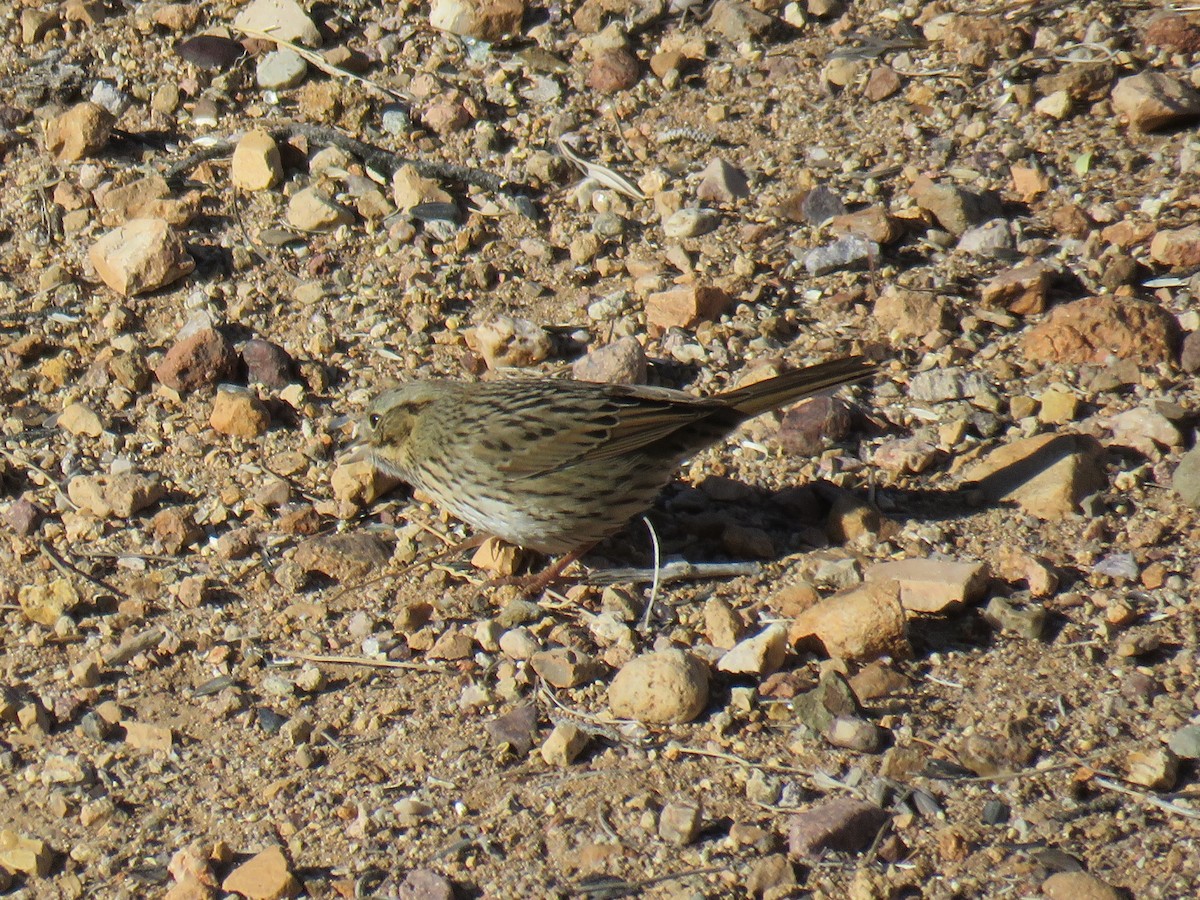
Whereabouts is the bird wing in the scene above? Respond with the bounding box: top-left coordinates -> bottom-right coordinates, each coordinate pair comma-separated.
491,385 -> 724,478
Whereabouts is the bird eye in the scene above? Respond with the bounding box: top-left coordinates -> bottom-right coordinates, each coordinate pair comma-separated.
369,413 -> 382,429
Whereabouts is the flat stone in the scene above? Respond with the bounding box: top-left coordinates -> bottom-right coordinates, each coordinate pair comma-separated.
1112,71 -> 1200,131
1023,296 -> 1177,366
468,315 -> 552,368
646,284 -> 731,330
1149,224 -> 1200,268
1172,446 -> 1200,508
58,401 -> 104,436
658,801 -> 702,845
210,388 -> 271,438
0,830 -> 53,877
294,533 -> 390,581
286,187 -> 353,231
156,328 -> 238,392
874,286 -> 947,337
540,721 -> 589,766
89,218 -> 195,296
256,49 -> 307,90
234,0 -> 320,46
696,158 -> 750,203
717,624 -> 788,676
979,262 -> 1052,314
1042,871 -> 1123,900
484,703 -> 538,754
429,0 -> 525,41
45,101 -> 114,160
965,433 -> 1106,520
572,336 -> 647,384
788,799 -> 891,859
864,558 -> 988,614
220,845 -> 299,900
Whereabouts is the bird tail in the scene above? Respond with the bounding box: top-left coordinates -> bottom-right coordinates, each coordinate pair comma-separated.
719,356 -> 878,418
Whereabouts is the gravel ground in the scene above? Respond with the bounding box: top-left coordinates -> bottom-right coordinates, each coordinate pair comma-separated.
3,0 -> 1200,897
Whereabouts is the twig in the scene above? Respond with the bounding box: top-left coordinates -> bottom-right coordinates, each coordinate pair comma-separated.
1093,776 -> 1200,820
587,560 -> 761,585
102,627 -> 165,666
637,516 -> 662,633
40,542 -> 128,600
279,651 -> 445,673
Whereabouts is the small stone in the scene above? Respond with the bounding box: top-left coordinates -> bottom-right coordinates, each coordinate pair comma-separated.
911,181 -> 1002,236
1108,406 -> 1181,456
805,234 -> 878,275
5,497 -> 42,535
645,284 -> 731,330
777,396 -> 853,456
220,845 -> 299,899
982,596 -> 1046,640
231,130 -> 283,191
608,650 -> 709,724
123,720 -> 174,752
234,0 -> 320,46
1173,447 -> 1200,508
241,339 -> 294,388
1037,389 -> 1080,425
427,627 -> 474,660
330,458 -> 402,506
1144,13 -> 1200,53
826,716 -> 885,753
1112,71 -> 1200,132
58,402 -> 104,436
429,0 -> 525,41
44,102 -> 114,161
696,158 -> 750,203
828,206 -> 903,244
485,704 -> 539,754
789,580 -> 909,661
708,0 -> 775,42
802,185 -> 847,225
156,327 -> 238,392
468,315 -> 552,368
957,219 -> 1014,255
717,624 -> 788,677
863,65 -> 901,101
1034,89 -> 1072,119
745,854 -> 796,896
398,869 -> 455,900
864,558 -> 988,614
0,830 -> 53,877
658,801 -> 702,845
872,437 -> 940,475
18,578 -> 80,627
104,471 -> 164,518
294,533 -> 390,581
980,263 -> 1052,315
1042,871 -> 1123,900
471,537 -> 525,577
1149,225 -> 1200,268
1124,747 -> 1179,790
210,388 -> 271,438
391,164 -> 452,211
874,286 -> 947,337
89,218 -> 195,296
789,799 -> 891,859
588,47 -> 640,93
965,434 -> 1106,520
1024,296 -> 1177,365
702,597 -> 744,649
1167,725 -> 1200,759
529,647 -> 603,688
256,50 -> 308,90
540,722 -> 589,766
572,336 -> 647,384
662,207 -> 721,239
286,187 -> 353,231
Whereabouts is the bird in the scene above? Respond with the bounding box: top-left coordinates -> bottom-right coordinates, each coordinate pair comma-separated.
364,355 -> 877,587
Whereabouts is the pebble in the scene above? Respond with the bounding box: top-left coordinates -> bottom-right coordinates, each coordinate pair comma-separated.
587,47 -> 641,93
864,557 -> 988,614
89,218 -> 196,296
1172,447 -> 1200,508
0,830 -> 52,877
469,315 -> 552,368
286,187 -> 353,232
873,286 -> 948,337
1023,296 -> 1178,365
58,401 -> 104,436
826,715 -> 886,753
5,497 -> 42,535
788,799 -> 891,859
966,434 -> 1106,520
123,720 -> 174,752
68,471 -> 164,519
1149,224 -> 1200,267
1111,71 -> 1200,132
484,704 -> 538,754
696,158 -> 749,202
1108,406 -> 1182,456
1042,871 -> 1124,900
529,647 -> 603,688
210,388 -> 271,438
241,339 -> 294,388
982,596 -> 1046,640
908,368 -> 991,403
572,336 -> 647,384
234,0 -> 320,46
44,102 -> 114,161
1167,725 -> 1200,759
294,533 -> 390,581
789,581 -> 909,662
957,218 -> 1014,255
608,650 -> 709,724
256,49 -> 307,90
155,327 -> 238,392
662,207 -> 720,238
804,234 -> 878,275
716,624 -> 788,677
1037,388 -> 1079,425
231,130 -> 284,191
645,284 -> 730,330
18,578 -> 80,627
540,721 -> 589,766
398,869 -> 456,900
220,845 -> 300,899
658,801 -> 702,845
708,0 -> 775,42
745,854 -> 796,895
1124,747 -> 1179,790
778,395 -> 853,455
429,0 -> 524,41
911,181 -> 1002,236
801,185 -> 846,225
392,164 -> 452,210
702,596 -> 744,649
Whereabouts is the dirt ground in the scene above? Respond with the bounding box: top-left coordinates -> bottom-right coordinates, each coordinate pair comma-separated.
2,0 -> 1200,897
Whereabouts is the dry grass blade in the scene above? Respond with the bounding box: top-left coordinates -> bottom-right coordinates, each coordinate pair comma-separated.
556,134 -> 647,201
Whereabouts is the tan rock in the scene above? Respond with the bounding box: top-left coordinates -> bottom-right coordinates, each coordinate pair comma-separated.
1112,71 -> 1200,132
391,164 -> 452,211
1149,224 -> 1200,268
58,401 -> 104,436
979,262 -> 1051,315
286,187 -> 353,231
210,389 -> 271,438
789,580 -> 909,661
89,218 -> 195,296
717,624 -> 788,676
1042,871 -> 1123,900
18,578 -> 80,627
864,558 -> 988,614
467,315 -> 552,368
221,845 -> 299,900
1009,165 -> 1050,201
540,721 -> 589,766
96,175 -> 198,227
231,130 -> 283,191
330,458 -> 403,505
608,650 -> 709,724
828,206 -> 903,244
1022,296 -> 1177,366
123,720 -> 174,752
0,830 -> 53,877
964,433 -> 1106,520
44,102 -> 114,161
646,284 -> 731,330
429,0 -> 525,41
873,286 -> 947,337
234,0 -> 320,46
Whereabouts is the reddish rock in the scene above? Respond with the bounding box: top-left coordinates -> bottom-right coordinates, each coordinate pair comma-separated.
789,799 -> 892,859
863,65 -> 901,101
156,328 -> 238,392
5,497 -> 42,535
646,285 -> 731,330
1112,72 -> 1200,132
829,206 -> 903,244
1144,14 -> 1200,53
1149,225 -> 1200,268
241,339 -> 294,388
778,396 -> 854,456
587,47 -> 640,93
939,15 -> 1024,67
979,262 -> 1052,315
1022,296 -> 1177,365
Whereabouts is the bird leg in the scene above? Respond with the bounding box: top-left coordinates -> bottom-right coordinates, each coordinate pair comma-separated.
484,543 -> 597,598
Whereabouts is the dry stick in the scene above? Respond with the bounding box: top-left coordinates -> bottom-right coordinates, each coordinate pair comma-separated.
1092,776 -> 1200,821
40,541 -> 128,600
281,651 -> 446,674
